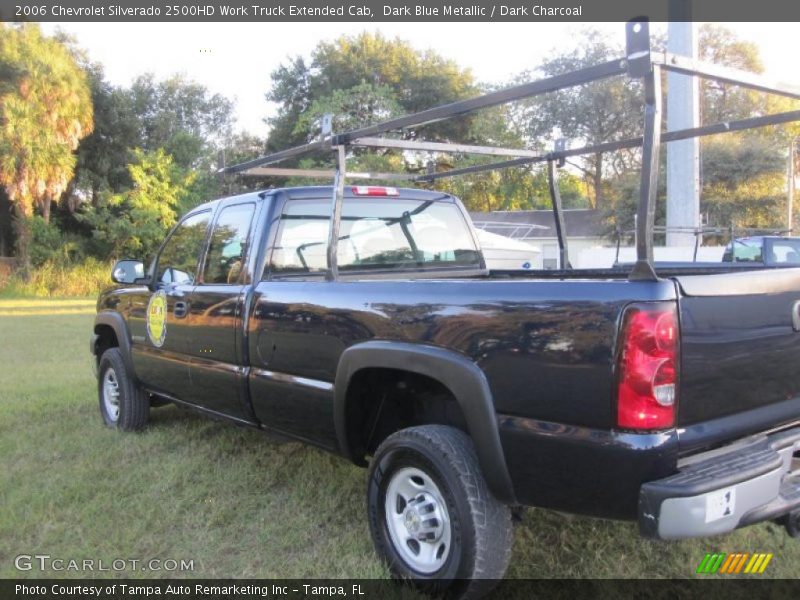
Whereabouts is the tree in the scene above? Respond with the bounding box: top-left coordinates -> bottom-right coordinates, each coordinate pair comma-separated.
266,32 -> 478,151
294,82 -> 403,140
66,62 -> 140,209
694,25 -> 798,146
128,74 -> 235,169
264,34 -> 557,209
66,71 -> 235,204
512,25 -> 798,236
698,24 -> 765,124
0,23 -> 93,271
59,67 -> 238,242
605,134 -> 789,243
435,162 -> 589,213
701,136 -> 787,229
78,148 -> 195,260
512,29 -> 643,211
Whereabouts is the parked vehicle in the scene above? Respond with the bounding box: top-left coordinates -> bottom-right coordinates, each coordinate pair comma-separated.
474,228 -> 541,270
722,236 -> 800,265
91,19 -> 800,597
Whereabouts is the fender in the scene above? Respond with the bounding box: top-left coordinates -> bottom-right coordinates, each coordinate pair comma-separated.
334,341 -> 516,504
93,311 -> 138,383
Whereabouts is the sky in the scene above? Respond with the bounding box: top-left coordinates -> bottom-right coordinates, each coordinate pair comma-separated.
41,21 -> 799,138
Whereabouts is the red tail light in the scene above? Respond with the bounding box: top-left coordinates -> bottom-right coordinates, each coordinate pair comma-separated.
351,186 -> 399,197
616,302 -> 679,430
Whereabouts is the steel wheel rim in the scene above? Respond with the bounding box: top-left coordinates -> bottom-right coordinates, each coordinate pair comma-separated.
384,466 -> 452,574
102,368 -> 120,422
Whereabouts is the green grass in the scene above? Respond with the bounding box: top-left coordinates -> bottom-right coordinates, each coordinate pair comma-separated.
0,258 -> 109,298
1,298 -> 798,583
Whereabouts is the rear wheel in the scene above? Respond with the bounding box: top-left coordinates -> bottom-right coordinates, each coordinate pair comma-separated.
98,348 -> 149,431
367,425 -> 513,598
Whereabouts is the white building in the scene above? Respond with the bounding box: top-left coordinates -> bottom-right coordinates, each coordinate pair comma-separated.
470,209 -> 608,269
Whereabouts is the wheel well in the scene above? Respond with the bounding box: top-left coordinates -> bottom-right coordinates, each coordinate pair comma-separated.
343,368 -> 468,462
94,324 -> 119,366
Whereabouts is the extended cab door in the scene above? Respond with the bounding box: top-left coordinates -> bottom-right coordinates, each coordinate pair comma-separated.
131,210 -> 212,400
182,199 -> 259,421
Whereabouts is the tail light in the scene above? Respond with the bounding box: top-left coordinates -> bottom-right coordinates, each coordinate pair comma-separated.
351,186 -> 399,197
616,302 -> 679,430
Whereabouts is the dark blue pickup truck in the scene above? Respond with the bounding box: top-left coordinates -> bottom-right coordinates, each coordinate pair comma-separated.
92,184 -> 800,594
89,19 -> 800,595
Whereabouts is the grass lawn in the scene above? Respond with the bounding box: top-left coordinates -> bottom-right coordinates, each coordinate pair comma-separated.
1,298 -> 798,585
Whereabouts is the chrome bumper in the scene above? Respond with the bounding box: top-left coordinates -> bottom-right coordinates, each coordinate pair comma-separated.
639,425 -> 800,539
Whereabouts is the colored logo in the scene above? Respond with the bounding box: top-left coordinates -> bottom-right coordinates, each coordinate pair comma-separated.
696,552 -> 773,575
146,290 -> 168,347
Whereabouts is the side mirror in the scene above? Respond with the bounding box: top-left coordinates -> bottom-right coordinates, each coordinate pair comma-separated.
111,259 -> 145,284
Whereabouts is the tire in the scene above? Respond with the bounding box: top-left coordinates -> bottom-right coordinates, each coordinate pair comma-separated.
98,348 -> 149,431
367,425 -> 513,599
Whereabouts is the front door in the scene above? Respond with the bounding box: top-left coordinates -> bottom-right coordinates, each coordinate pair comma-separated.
131,210 -> 211,400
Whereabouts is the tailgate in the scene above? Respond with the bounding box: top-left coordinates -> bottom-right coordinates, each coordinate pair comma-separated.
675,268 -> 800,430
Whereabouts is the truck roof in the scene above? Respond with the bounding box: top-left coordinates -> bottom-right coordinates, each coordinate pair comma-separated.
190,186 -> 456,215
276,186 -> 454,202
732,235 -> 800,243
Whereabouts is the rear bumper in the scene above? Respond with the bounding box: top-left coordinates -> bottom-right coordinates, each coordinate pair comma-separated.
639,425 -> 800,539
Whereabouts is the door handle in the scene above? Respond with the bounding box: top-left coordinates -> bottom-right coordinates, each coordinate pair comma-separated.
174,301 -> 189,318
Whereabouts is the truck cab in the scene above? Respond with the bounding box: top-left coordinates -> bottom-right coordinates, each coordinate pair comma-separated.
722,236 -> 800,266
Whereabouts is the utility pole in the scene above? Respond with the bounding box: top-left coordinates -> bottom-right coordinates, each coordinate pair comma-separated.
666,16 -> 701,247
789,140 -> 796,232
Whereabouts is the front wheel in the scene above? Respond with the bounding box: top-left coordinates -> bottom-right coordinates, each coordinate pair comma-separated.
367,425 -> 513,598
98,348 -> 149,431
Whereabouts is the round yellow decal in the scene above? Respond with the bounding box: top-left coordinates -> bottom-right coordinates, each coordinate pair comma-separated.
146,290 -> 167,347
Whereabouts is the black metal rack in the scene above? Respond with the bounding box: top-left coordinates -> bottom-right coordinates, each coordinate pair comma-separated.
223,19 -> 800,281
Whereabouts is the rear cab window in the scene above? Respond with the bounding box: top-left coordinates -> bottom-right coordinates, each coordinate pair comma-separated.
268,195 -> 481,277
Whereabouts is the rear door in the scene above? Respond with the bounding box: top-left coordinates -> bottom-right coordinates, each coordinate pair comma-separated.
675,268 -> 800,434
183,199 -> 258,421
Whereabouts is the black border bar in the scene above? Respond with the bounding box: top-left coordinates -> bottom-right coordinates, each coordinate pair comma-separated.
3,1 -> 800,22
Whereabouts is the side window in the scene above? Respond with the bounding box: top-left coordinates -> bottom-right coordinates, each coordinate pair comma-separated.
270,199 -> 331,275
203,203 -> 256,284
156,211 -> 211,285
